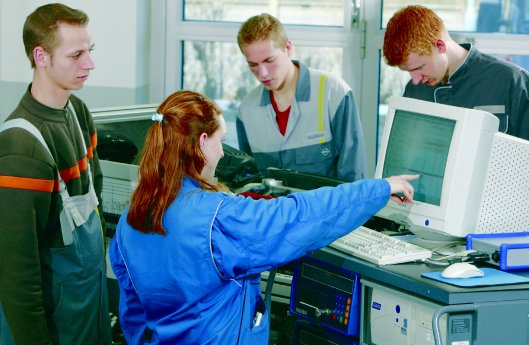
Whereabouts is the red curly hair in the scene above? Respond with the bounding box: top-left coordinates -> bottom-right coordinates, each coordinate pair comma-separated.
383,5 -> 446,66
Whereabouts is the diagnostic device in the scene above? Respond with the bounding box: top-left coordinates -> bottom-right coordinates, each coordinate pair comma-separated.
290,256 -> 361,337
466,232 -> 529,270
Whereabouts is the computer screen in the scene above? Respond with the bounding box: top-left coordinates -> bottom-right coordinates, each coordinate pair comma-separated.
381,110 -> 455,206
374,96 -> 499,240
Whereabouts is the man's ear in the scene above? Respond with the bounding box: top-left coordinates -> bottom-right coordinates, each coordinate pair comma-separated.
435,39 -> 447,54
285,40 -> 293,56
199,132 -> 208,148
33,46 -> 48,67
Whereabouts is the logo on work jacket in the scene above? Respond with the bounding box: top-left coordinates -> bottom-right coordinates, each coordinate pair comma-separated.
320,144 -> 331,157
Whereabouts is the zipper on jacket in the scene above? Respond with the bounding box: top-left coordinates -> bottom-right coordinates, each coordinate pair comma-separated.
63,107 -> 76,144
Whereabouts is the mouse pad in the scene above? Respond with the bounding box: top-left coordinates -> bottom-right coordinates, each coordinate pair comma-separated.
421,268 -> 529,287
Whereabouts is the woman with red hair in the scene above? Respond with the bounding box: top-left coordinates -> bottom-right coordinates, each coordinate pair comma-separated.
109,90 -> 416,345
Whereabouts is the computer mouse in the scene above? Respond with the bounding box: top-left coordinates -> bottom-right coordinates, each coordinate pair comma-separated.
441,262 -> 485,279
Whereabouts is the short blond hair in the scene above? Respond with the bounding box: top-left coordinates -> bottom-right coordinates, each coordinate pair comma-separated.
237,13 -> 288,51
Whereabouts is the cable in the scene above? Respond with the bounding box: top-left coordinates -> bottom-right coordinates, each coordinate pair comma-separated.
429,249 -> 477,262
263,268 -> 276,321
426,249 -> 478,266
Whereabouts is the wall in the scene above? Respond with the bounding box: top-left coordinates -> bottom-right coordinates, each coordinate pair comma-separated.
0,0 -> 151,121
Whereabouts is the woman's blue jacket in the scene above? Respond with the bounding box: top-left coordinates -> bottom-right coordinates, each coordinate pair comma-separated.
109,177 -> 389,344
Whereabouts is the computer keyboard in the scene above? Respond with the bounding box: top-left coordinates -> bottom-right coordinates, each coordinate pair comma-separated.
329,226 -> 432,265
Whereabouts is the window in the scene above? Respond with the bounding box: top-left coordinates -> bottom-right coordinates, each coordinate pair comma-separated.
154,1 -> 529,174
184,0 -> 344,26
182,41 -> 343,149
157,0 -> 357,150
183,42 -> 342,102
382,0 -> 529,34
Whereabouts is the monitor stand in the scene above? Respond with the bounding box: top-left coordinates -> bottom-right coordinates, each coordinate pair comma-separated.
406,236 -> 466,255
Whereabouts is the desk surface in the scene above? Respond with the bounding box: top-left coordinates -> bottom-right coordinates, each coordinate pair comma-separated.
310,247 -> 529,305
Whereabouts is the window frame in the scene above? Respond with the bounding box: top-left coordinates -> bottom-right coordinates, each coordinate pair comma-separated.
151,0 -> 529,177
151,0 -> 368,161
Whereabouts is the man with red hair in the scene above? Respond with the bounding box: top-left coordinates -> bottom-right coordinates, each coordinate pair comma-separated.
383,5 -> 529,140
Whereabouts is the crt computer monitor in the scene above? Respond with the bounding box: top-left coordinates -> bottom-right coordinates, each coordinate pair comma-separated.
374,96 -> 499,241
